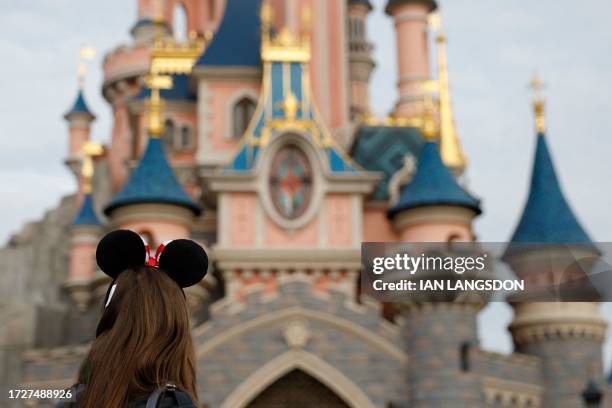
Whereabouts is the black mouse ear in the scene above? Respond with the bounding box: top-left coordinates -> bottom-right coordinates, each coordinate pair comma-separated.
96,230 -> 147,279
158,240 -> 208,288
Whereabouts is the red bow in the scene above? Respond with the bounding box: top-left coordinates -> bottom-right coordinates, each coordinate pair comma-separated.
143,240 -> 172,267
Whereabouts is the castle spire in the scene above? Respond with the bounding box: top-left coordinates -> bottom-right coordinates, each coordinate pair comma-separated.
434,15 -> 467,172
506,78 -> 594,247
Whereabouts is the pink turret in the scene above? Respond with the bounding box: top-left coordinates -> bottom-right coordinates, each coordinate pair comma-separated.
347,0 -> 375,120
63,89 -> 96,202
386,0 -> 437,120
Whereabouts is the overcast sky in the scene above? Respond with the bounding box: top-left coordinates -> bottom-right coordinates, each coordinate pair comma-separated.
0,0 -> 610,368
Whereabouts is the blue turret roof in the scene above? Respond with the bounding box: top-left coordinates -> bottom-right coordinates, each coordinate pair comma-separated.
73,194 -> 102,226
388,141 -> 481,218
350,126 -> 424,200
508,133 -> 594,245
194,0 -> 262,68
64,90 -> 95,120
104,138 -> 201,216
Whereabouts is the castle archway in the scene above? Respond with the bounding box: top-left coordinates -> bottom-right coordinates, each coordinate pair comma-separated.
219,350 -> 377,408
247,369 -> 349,408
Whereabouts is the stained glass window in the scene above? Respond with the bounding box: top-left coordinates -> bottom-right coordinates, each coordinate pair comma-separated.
269,145 -> 313,220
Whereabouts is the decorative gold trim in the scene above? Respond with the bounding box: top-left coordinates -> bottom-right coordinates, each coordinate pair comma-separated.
80,141 -> 104,194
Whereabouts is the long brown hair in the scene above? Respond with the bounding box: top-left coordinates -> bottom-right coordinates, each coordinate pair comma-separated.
78,267 -> 198,407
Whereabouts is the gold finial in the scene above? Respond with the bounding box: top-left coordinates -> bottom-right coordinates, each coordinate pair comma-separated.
261,2 -> 272,46
530,74 -> 546,133
433,15 -> 467,171
78,47 -> 95,89
81,141 -> 104,194
144,74 -> 173,137
278,91 -> 300,121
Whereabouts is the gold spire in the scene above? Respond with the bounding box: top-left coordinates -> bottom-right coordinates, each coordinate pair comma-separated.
144,19 -> 207,138
530,74 -> 546,133
420,95 -> 439,142
144,74 -> 172,137
77,47 -> 95,89
261,2 -> 272,46
434,15 -> 467,171
81,141 -> 104,194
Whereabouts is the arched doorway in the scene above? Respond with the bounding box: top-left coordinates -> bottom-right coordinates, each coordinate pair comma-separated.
247,369 -> 350,408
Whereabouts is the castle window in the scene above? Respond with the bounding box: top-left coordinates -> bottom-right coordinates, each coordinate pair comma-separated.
179,125 -> 194,150
233,97 -> 256,139
172,3 -> 188,42
163,119 -> 175,149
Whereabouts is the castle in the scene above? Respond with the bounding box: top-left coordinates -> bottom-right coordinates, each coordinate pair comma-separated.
0,0 -> 610,406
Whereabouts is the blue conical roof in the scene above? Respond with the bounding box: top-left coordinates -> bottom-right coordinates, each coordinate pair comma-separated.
73,194 -> 102,226
104,138 -> 201,216
509,133 -> 594,245
194,0 -> 262,68
388,141 -> 481,218
64,90 -> 95,120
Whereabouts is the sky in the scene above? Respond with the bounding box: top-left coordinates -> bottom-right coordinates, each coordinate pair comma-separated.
0,0 -> 611,368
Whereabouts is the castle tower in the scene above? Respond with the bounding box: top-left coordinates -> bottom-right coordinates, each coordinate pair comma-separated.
65,142 -> 104,311
387,116 -> 486,407
63,89 -> 95,182
193,0 -> 263,167
266,0 -> 350,131
104,74 -> 207,309
347,0 -> 376,120
209,4 -> 378,303
385,0 -> 437,120
504,78 -> 607,407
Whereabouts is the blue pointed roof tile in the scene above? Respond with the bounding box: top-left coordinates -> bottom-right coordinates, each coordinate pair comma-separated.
73,194 -> 102,226
64,90 -> 95,120
508,133 -> 594,246
105,138 -> 201,216
388,141 -> 481,218
195,0 -> 262,68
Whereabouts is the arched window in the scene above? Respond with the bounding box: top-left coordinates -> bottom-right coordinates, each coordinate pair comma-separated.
232,97 -> 256,138
172,3 -> 188,42
163,119 -> 175,149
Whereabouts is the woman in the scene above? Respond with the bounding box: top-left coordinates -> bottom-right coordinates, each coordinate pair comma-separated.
66,229 -> 208,407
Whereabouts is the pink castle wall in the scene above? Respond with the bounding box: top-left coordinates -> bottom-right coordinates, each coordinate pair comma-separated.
363,207 -> 399,242
205,81 -> 261,153
325,195 -> 352,247
68,240 -> 96,280
228,193 -> 257,246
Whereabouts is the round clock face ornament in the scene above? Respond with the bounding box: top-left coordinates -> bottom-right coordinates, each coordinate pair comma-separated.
269,145 -> 313,220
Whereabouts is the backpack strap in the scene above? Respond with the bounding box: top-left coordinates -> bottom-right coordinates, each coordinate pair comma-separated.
145,384 -> 177,408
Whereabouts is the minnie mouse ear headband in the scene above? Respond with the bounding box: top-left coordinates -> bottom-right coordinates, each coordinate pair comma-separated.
96,230 -> 208,307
